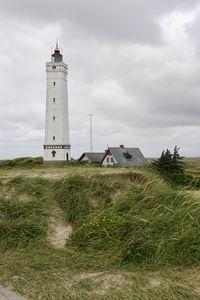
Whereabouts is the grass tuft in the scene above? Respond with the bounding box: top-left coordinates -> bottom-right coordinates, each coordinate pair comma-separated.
0,197 -> 49,251
53,175 -> 123,222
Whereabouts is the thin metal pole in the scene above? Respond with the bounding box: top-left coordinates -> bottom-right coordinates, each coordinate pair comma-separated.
88,114 -> 94,152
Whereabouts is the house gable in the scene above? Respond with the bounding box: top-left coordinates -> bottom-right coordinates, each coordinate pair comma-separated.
101,149 -> 117,166
101,146 -> 148,167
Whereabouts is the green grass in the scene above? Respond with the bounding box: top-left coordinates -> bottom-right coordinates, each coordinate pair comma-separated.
184,159 -> 200,179
0,157 -> 43,168
62,175 -> 200,267
0,197 -> 48,251
1,165 -> 200,299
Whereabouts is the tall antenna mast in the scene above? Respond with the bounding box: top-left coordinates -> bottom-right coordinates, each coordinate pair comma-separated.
88,114 -> 94,152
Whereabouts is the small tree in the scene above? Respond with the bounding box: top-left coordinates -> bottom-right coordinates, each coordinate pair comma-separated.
152,146 -> 185,182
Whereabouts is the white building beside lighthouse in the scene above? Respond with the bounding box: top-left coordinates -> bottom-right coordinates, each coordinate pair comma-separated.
44,44 -> 71,162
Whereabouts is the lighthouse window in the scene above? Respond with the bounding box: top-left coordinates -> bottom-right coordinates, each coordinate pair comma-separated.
53,98 -> 55,103
53,116 -> 55,121
53,136 -> 55,141
52,151 -> 56,158
53,81 -> 56,86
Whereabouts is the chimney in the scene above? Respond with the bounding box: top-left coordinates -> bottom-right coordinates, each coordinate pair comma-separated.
120,145 -> 124,149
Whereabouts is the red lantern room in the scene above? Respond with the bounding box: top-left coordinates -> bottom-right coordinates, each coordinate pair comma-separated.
51,43 -> 63,62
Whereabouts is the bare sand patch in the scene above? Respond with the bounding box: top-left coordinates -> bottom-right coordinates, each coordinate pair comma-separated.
48,208 -> 73,248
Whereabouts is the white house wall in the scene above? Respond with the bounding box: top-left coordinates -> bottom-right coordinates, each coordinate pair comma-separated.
102,155 -> 117,166
81,156 -> 90,162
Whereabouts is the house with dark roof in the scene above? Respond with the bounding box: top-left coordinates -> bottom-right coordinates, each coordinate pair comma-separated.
78,152 -> 105,164
100,145 -> 148,167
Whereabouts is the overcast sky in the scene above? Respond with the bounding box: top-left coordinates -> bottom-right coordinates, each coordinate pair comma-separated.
1,0 -> 200,159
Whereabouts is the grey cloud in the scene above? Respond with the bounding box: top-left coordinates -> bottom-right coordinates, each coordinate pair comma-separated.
187,13 -> 200,47
0,0 -> 199,44
1,1 -> 200,158
85,37 -> 200,133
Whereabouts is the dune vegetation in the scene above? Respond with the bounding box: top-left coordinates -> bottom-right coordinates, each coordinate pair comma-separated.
1,160 -> 200,299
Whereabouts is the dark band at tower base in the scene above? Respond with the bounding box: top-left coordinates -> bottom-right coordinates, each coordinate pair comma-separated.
43,145 -> 71,149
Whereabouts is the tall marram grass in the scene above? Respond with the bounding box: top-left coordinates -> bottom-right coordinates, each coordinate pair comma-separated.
2,171 -> 200,299
1,173 -> 200,267
8,176 -> 51,198
55,174 -> 200,267
53,175 -> 124,222
0,177 -> 50,252
0,198 -> 49,251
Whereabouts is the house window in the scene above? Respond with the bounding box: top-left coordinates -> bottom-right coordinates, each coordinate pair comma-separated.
123,152 -> 132,160
52,66 -> 56,70
52,151 -> 56,158
53,136 -> 55,141
53,116 -> 55,121
111,157 -> 114,163
53,98 -> 55,103
53,81 -> 56,86
106,157 -> 109,163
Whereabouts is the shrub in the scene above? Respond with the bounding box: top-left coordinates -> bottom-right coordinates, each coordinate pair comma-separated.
152,146 -> 186,184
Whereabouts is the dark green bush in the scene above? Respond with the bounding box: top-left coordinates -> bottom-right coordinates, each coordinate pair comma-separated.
151,147 -> 186,185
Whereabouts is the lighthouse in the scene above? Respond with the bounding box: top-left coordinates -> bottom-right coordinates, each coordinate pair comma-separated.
44,44 -> 71,163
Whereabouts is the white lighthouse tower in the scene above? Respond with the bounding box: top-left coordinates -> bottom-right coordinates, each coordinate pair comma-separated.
44,44 -> 71,163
